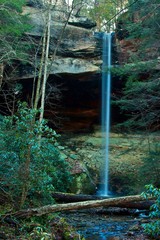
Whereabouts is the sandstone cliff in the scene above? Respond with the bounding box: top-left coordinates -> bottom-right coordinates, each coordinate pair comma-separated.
4,0 -> 103,132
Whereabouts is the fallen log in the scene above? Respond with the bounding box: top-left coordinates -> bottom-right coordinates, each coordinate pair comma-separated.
13,194 -> 154,219
51,193 -> 153,209
52,192 -> 106,202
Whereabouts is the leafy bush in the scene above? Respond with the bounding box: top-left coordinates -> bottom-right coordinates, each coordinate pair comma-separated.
21,215 -> 84,240
0,102 -> 72,209
0,0 -> 32,63
142,185 -> 160,238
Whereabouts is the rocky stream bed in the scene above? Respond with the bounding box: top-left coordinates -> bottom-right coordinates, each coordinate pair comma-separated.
60,209 -> 151,240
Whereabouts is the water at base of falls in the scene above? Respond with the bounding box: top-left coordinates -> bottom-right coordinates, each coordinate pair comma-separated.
99,32 -> 112,197
60,211 -> 140,240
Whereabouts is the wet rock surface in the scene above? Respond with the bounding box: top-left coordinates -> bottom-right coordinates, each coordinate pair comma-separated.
60,210 -> 150,240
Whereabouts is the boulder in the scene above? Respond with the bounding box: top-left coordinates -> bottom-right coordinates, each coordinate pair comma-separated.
68,15 -> 96,29
10,58 -> 99,80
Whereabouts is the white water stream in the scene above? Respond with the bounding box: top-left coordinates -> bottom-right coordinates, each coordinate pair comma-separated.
101,32 -> 112,196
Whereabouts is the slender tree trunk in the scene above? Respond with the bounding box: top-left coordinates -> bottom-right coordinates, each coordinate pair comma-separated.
32,0 -> 54,111
33,25 -> 47,110
32,1 -> 74,122
0,63 -> 3,88
39,3 -> 51,123
46,4 -> 73,80
19,144 -> 31,209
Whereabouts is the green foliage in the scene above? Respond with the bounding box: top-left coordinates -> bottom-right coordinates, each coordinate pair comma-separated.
21,215 -> 83,240
76,0 -> 127,31
125,4 -> 159,52
0,102 -> 72,209
0,0 -> 31,63
0,214 -> 83,239
113,76 -> 160,131
141,185 -> 160,238
140,140 -> 160,187
0,0 -> 25,12
113,0 -> 160,131
0,0 -> 27,33
88,0 -> 117,31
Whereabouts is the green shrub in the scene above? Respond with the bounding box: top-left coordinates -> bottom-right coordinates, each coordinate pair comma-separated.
142,184 -> 160,238
0,102 -> 72,209
21,215 -> 84,240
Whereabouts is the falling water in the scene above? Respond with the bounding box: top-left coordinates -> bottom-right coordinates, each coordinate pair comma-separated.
101,32 -> 112,196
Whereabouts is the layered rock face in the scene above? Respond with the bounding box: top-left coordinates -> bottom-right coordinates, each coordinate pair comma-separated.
7,1 -> 102,132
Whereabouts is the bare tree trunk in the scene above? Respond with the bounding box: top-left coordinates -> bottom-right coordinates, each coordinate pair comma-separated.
13,195 -> 154,219
31,1 -> 83,122
39,3 -> 51,123
46,2 -> 74,80
33,25 -> 47,110
19,144 -> 31,209
0,63 -> 4,88
32,1 -> 75,120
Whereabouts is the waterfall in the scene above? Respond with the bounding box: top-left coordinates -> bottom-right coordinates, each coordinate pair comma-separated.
101,32 -> 112,196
